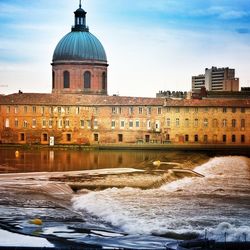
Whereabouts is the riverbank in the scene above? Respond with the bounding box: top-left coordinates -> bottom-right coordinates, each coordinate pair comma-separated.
0,143 -> 250,153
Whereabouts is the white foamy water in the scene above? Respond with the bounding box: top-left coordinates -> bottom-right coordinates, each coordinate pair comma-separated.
72,156 -> 250,241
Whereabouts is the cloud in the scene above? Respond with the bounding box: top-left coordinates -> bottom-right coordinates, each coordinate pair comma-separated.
236,28 -> 250,34
219,10 -> 249,20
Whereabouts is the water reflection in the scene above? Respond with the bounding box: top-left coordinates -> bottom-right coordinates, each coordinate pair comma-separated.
0,148 -> 214,174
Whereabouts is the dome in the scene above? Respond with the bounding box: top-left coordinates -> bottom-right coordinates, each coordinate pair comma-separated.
52,31 -> 107,62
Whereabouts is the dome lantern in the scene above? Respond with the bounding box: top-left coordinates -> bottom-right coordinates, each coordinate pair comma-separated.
72,0 -> 88,32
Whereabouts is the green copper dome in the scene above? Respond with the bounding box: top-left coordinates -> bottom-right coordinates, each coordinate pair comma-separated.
52,3 -> 107,63
52,31 -> 107,62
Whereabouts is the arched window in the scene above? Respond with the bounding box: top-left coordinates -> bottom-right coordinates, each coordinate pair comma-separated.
52,71 -> 55,89
84,71 -> 91,89
102,72 -> 106,90
63,71 -> 70,88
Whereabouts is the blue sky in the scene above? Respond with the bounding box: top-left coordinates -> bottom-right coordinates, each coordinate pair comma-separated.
0,0 -> 250,97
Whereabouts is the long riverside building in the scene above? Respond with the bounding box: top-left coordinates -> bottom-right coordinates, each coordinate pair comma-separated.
0,3 -> 249,147
0,94 -> 249,146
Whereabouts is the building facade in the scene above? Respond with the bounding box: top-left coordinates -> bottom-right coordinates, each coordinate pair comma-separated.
192,66 -> 239,92
0,94 -> 249,145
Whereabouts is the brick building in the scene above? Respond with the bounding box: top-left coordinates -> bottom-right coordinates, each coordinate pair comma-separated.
0,3 -> 249,147
0,93 -> 249,145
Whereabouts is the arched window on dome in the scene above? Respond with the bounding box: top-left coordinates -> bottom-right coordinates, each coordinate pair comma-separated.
52,71 -> 55,89
84,71 -> 91,89
102,72 -> 106,90
63,71 -> 70,88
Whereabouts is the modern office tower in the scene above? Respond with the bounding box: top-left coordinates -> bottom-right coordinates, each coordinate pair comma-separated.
192,67 -> 239,91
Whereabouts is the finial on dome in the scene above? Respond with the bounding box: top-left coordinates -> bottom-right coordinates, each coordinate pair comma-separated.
79,0 -> 82,8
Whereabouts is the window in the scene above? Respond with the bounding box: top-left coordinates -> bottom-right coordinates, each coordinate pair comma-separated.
49,119 -> 53,128
6,106 -> 10,113
112,107 -> 117,114
52,71 -> 55,89
42,119 -> 46,128
139,107 -> 143,114
194,107 -> 198,113
135,120 -> 140,128
204,135 -> 208,143
194,134 -> 198,142
185,134 -> 189,142
14,119 -> 18,128
66,133 -> 71,142
50,106 -> 53,114
241,107 -> 245,113
232,134 -> 236,143
204,107 -> 209,112
20,133 -> 25,141
129,107 -> 133,115
157,107 -> 162,115
166,118 -> 171,127
65,119 -> 70,128
58,119 -> 62,128
41,106 -> 45,115
204,118 -> 208,127
194,119 -> 198,127
155,120 -> 160,130
24,106 -> 27,113
57,107 -> 61,114
166,134 -> 170,141
176,118 -> 180,127
64,107 -> 70,114
185,118 -> 189,127
241,135 -> 245,143
5,118 -> 9,128
129,120 -> 133,128
94,133 -> 99,142
232,119 -> 236,128
43,133 -> 48,142
23,120 -> 28,128
222,119 -> 227,127
147,107 -> 151,115
111,120 -> 116,129
120,120 -> 125,128
14,106 -> 18,114
147,120 -> 151,129
118,134 -> 123,142
241,119 -> 245,129
232,107 -> 236,113
222,107 -> 227,113
166,107 -> 170,113
32,106 -> 36,113
75,107 -> 79,115
102,72 -> 106,90
32,119 -> 36,128
212,119 -> 218,128
223,135 -> 227,142
80,120 -> 84,128
63,71 -> 70,88
185,107 -> 189,113
175,107 -> 180,113
84,71 -> 91,89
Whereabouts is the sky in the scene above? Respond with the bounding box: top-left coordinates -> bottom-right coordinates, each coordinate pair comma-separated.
0,0 -> 250,97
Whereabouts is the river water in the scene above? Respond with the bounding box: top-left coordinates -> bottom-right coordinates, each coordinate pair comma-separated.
0,148 -> 249,248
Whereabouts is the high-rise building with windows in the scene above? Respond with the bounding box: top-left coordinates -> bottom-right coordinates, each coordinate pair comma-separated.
192,66 -> 239,92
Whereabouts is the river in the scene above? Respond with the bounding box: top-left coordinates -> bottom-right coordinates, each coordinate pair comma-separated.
0,148 -> 249,249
